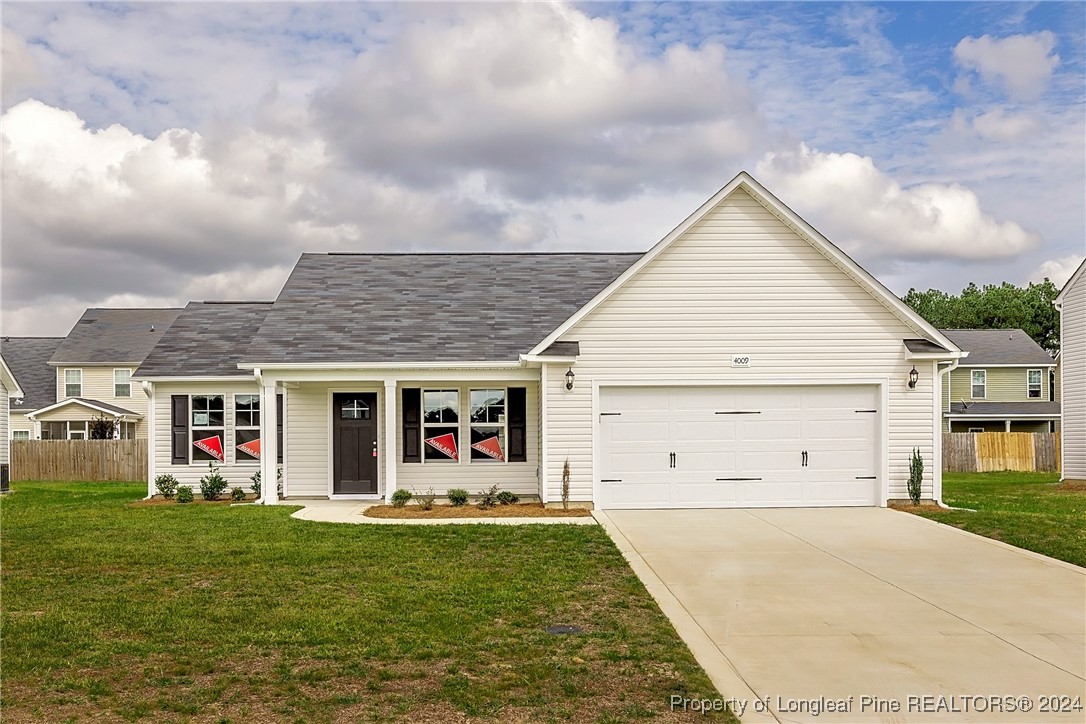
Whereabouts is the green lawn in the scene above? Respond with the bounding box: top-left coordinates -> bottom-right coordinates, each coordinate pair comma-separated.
905,472 -> 1086,567
0,482 -> 732,722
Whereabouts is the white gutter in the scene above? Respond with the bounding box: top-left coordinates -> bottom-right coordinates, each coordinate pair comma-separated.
238,361 -> 525,371
935,358 -> 961,509
143,380 -> 155,499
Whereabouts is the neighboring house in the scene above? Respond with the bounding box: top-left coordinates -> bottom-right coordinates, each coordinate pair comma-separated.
1055,259 -> 1086,481
32,308 -> 182,439
1,337 -> 64,440
1,353 -> 25,490
939,329 -> 1060,433
134,172 -> 965,508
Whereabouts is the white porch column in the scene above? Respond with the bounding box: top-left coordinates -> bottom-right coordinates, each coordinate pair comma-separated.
540,363 -> 548,504
145,381 -> 156,499
1004,419 -> 1011,433
384,379 -> 397,503
261,381 -> 279,505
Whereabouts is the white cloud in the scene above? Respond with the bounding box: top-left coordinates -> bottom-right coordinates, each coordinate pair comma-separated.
954,32 -> 1059,101
755,144 -> 1039,260
953,108 -> 1045,142
2,25 -> 41,102
1028,255 -> 1084,288
312,2 -> 765,200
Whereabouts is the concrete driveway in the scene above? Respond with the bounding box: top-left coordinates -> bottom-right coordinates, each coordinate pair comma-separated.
598,508 -> 1086,723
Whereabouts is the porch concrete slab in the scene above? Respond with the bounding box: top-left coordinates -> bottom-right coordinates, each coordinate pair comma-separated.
289,501 -> 597,525
601,507 -> 1086,723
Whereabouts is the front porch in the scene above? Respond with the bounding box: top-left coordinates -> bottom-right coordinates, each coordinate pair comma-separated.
256,367 -> 546,505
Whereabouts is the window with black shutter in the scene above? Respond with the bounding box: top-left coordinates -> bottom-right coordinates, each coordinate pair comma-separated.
171,395 -> 189,464
402,388 -> 421,462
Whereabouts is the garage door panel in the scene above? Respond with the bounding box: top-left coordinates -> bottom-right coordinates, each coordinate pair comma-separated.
598,385 -> 880,509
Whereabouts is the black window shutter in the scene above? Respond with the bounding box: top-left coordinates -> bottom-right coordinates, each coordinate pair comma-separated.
508,387 -> 527,462
276,393 -> 284,464
171,395 -> 189,465
402,388 -> 421,463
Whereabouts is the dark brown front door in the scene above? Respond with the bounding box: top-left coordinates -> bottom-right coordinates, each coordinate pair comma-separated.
333,393 -> 378,495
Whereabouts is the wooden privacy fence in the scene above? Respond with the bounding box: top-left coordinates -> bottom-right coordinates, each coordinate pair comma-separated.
943,432 -> 1060,473
11,439 -> 147,482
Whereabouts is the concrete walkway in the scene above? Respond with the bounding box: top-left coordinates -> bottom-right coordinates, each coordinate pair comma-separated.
599,508 -> 1086,723
290,499 -> 597,525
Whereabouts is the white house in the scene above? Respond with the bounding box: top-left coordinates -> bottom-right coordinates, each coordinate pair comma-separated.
1055,259 -> 1086,482
0,353 -> 25,491
134,172 -> 965,508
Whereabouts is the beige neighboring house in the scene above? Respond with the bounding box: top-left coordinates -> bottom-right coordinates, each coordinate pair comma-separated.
939,328 -> 1060,433
3,337 -> 64,440
1054,259 -> 1086,481
1,353 -> 25,490
30,309 -> 182,439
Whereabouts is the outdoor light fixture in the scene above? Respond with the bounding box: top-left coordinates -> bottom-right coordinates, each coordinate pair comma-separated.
565,366 -> 576,390
908,366 -> 919,389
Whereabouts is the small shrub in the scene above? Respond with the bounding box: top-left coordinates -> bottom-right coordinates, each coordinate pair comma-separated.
562,458 -> 571,510
250,470 -> 261,497
477,484 -> 500,510
413,487 -> 437,511
908,448 -> 924,505
249,467 -> 284,498
155,473 -> 179,500
447,488 -> 469,506
391,489 -> 413,508
230,487 -> 247,502
176,486 -> 194,503
496,490 -> 519,505
199,462 -> 229,501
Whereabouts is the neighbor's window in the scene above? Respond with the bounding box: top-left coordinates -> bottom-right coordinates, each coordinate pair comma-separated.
469,388 -> 506,462
114,369 -> 132,397
118,421 -> 138,440
41,421 -> 66,440
1027,369 -> 1042,399
67,421 -> 88,440
235,394 -> 260,463
968,427 -> 984,433
65,369 -> 82,397
12,430 -> 30,441
423,389 -> 459,462
971,370 -> 986,399
191,395 -> 225,462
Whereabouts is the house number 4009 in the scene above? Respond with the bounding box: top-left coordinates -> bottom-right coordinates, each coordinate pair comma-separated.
731,355 -> 751,367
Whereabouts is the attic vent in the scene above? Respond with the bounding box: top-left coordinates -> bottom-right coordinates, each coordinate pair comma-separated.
150,325 -> 155,332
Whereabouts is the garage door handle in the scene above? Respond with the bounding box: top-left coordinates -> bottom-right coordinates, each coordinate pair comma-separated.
855,476 -> 877,480
715,410 -> 762,415
801,450 -> 808,467
855,409 -> 878,413
601,479 -> 622,483
716,477 -> 763,481
669,452 -> 676,468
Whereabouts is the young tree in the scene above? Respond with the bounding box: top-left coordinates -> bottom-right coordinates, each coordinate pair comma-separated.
89,415 -> 117,439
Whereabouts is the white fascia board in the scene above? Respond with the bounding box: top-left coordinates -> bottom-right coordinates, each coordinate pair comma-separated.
945,413 -> 1061,419
238,361 -> 524,371
955,363 -> 1056,368
519,354 -> 577,364
906,351 -> 967,361
131,375 -> 254,382
1053,258 -> 1085,305
527,171 -> 961,357
1,356 -> 25,398
26,397 -> 143,419
258,367 -> 541,384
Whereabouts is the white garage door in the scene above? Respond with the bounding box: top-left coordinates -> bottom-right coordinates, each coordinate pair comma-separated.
598,385 -> 880,509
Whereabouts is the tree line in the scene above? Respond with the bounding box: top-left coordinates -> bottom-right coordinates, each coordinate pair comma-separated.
901,280 -> 1060,354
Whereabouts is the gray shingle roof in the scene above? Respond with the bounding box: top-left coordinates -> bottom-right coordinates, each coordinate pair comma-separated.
50,308 -> 183,365
539,341 -> 580,357
242,253 -> 641,365
948,401 -> 1060,417
134,302 -> 274,378
939,329 -> 1055,367
1,337 -> 64,411
903,338 -> 950,354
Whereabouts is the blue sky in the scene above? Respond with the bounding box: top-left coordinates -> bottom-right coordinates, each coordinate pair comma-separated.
2,2 -> 1083,335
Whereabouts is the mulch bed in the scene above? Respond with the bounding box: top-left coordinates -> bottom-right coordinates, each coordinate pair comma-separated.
364,503 -> 592,519
129,497 -> 257,507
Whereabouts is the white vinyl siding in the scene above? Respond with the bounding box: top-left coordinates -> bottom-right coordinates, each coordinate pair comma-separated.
1061,267 -> 1086,480
150,381 -> 262,488
0,380 -> 8,466
55,366 -> 152,438
542,188 -> 938,503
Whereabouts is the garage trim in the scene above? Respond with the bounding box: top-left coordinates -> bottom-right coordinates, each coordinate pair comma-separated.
591,377 -> 891,508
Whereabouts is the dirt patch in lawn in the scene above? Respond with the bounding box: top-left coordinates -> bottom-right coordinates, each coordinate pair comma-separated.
364,503 -> 592,519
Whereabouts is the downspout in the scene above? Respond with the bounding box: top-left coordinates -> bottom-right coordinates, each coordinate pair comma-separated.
935,358 -> 963,509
